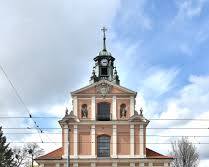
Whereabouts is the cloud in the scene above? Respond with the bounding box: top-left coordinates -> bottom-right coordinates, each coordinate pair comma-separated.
174,0 -> 208,21
139,74 -> 209,160
115,0 -> 152,31
138,67 -> 179,99
0,0 -> 120,152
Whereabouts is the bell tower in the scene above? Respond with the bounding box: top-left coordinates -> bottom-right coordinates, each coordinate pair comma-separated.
90,27 -> 120,85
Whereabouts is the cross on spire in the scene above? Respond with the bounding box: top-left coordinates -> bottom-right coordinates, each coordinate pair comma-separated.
101,27 -> 107,51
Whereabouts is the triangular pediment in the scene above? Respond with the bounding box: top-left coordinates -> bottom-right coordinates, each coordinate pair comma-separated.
71,80 -> 137,96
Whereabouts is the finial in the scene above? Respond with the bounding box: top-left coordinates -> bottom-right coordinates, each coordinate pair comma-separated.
65,107 -> 69,116
114,67 -> 117,74
140,108 -> 143,116
101,27 -> 107,51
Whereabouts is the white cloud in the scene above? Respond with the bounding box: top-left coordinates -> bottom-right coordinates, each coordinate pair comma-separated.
116,0 -> 152,30
140,74 -> 209,161
139,67 -> 179,98
0,0 -> 120,154
174,0 -> 208,20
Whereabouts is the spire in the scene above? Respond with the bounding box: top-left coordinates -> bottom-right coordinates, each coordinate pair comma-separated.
101,27 -> 107,51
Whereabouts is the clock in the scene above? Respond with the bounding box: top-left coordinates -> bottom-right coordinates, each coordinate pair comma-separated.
101,59 -> 108,66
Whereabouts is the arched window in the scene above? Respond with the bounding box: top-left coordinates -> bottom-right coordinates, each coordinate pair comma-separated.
97,102 -> 110,121
97,135 -> 110,157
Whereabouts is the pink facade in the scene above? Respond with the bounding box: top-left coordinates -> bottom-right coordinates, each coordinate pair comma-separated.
35,30 -> 173,167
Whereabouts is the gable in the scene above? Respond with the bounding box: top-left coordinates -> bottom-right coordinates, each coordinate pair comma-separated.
71,80 -> 137,96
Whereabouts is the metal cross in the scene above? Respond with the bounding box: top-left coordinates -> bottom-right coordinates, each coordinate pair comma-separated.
101,27 -> 107,38
101,27 -> 107,51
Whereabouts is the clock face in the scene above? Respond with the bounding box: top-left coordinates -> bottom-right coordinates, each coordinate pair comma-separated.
101,59 -> 108,66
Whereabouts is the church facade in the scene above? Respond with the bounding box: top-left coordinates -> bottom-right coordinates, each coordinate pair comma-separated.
36,29 -> 173,167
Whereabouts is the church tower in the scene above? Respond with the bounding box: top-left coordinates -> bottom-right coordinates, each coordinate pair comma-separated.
35,28 -> 173,167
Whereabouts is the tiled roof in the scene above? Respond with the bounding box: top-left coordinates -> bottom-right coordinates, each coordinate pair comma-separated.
35,147 -> 63,160
36,147 -> 173,160
146,148 -> 173,159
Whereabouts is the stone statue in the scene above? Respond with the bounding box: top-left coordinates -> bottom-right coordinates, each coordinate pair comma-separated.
120,103 -> 127,118
81,104 -> 88,118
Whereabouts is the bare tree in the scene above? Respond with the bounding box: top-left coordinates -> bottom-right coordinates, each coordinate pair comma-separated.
13,143 -> 44,167
13,147 -> 28,167
26,143 -> 44,167
171,137 -> 199,167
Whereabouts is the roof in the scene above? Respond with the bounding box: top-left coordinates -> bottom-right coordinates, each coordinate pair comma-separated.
35,147 -> 173,160
35,147 -> 63,160
146,148 -> 173,159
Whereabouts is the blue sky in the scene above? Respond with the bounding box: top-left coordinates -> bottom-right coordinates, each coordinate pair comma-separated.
0,0 -> 209,166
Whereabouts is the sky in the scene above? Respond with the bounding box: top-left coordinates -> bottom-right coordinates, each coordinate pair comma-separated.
0,0 -> 209,166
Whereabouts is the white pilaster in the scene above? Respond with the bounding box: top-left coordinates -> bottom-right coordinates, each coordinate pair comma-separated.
73,96 -> 78,117
56,163 -> 60,167
91,162 -> 96,167
74,125 -> 78,158
91,96 -> 96,120
112,125 -> 117,158
112,96 -> 117,120
130,96 -> 135,116
91,125 -> 96,157
139,124 -> 144,157
64,125 -> 68,157
112,162 -> 117,167
130,162 -> 135,167
73,162 -> 78,167
130,124 -> 134,157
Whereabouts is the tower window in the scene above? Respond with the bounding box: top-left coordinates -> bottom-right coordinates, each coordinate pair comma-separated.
100,67 -> 108,76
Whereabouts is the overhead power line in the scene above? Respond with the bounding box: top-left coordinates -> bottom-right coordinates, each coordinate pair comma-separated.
2,127 -> 209,130
3,133 -> 209,138
0,116 -> 209,121
0,64 -> 58,145
6,141 -> 209,145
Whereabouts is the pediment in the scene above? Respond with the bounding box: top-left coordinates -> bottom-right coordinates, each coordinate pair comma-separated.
71,80 -> 137,96
129,111 -> 150,124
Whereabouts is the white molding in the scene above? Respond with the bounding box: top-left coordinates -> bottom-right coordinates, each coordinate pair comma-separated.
112,124 -> 117,157
112,96 -> 117,120
130,96 -> 135,116
77,97 -> 91,99
91,125 -> 96,156
117,97 -> 130,99
148,162 -> 153,167
74,125 -> 78,158
73,96 -> 78,117
91,96 -> 96,120
130,124 -> 134,157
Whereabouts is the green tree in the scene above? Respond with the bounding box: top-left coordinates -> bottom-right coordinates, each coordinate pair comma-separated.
0,126 -> 15,167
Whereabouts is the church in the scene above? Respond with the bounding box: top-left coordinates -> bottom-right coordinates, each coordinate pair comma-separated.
35,28 -> 173,167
